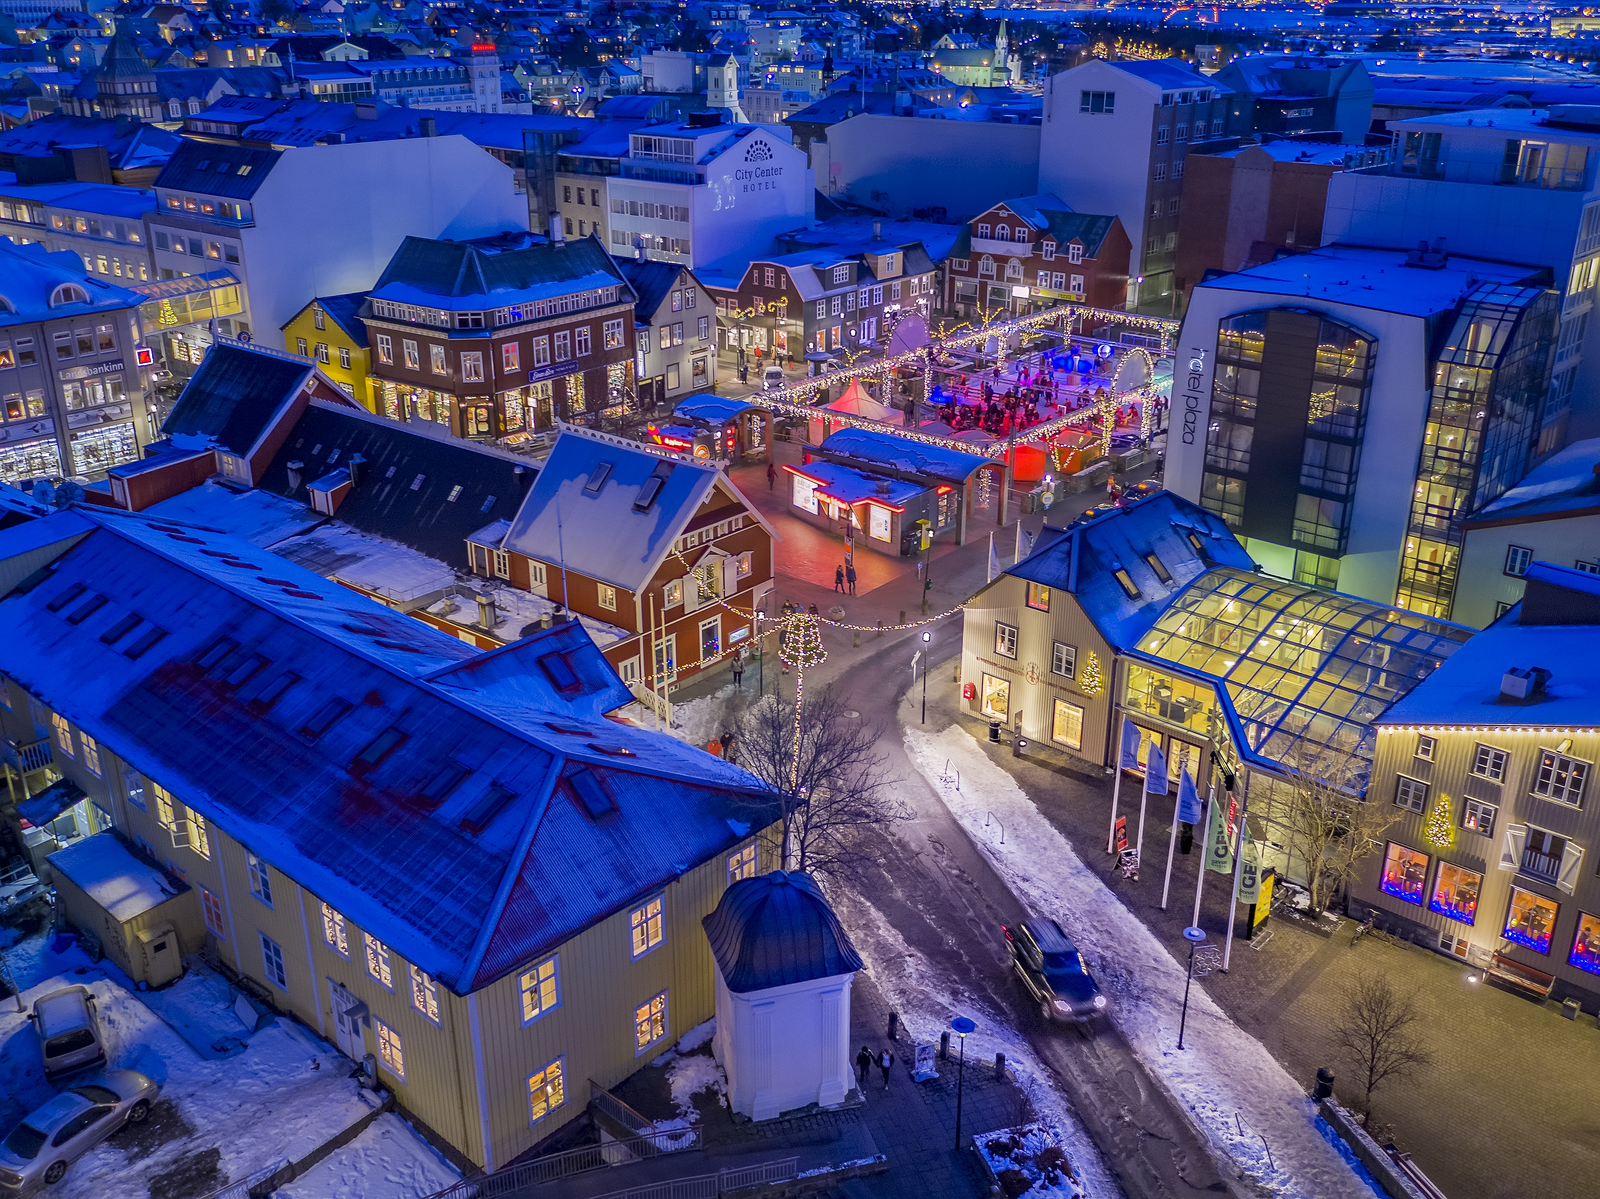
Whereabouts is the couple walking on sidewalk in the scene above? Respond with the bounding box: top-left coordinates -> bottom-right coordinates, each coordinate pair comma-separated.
855,1045 -> 893,1090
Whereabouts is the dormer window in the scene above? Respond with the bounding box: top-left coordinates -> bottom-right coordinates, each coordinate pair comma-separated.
1068,242 -> 1084,265
49,284 -> 89,307
1042,240 -> 1056,261
831,264 -> 849,284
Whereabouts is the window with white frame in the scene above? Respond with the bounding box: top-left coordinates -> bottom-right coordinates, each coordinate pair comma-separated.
79,733 -> 101,777
377,334 -> 393,365
125,774 -> 147,811
630,896 -> 664,958
493,550 -> 510,580
460,352 -> 484,382
635,990 -> 668,1051
247,852 -> 273,906
1416,735 -> 1436,761
528,1057 -> 566,1123
374,1017 -> 405,1081
1050,641 -> 1076,678
598,584 -> 617,610
1533,748 -> 1589,807
189,812 -> 211,860
520,956 -> 559,1023
1505,545 -> 1533,577
260,932 -> 287,989
994,622 -> 1018,659
728,843 -> 757,883
604,318 -> 624,349
50,712 -> 73,758
364,932 -> 394,990
1463,796 -> 1497,836
321,902 -> 349,957
202,887 -> 226,939
576,326 -> 592,356
410,964 -> 441,1025
1395,775 -> 1429,813
1472,744 -> 1508,783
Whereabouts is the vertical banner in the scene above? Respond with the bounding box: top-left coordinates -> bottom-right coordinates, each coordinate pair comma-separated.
1205,795 -> 1235,875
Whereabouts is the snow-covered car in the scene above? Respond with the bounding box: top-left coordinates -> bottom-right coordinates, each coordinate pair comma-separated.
30,987 -> 103,1079
0,1070 -> 158,1190
1003,919 -> 1106,1024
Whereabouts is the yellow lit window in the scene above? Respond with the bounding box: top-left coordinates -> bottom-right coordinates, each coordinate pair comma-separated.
520,956 -> 559,1023
374,1018 -> 405,1081
50,712 -> 74,758
79,733 -> 101,777
153,783 -> 177,831
630,896 -> 664,958
321,903 -> 349,957
1025,581 -> 1050,611
528,1057 -> 566,1123
727,843 -> 757,883
634,991 -> 667,1051
364,932 -> 394,991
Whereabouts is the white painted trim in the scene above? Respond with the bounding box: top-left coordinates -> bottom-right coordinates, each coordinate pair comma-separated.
295,887 -> 326,1037
468,993 -> 495,1172
213,837 -> 244,975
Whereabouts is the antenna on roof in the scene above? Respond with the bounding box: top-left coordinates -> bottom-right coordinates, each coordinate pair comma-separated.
555,494 -> 569,619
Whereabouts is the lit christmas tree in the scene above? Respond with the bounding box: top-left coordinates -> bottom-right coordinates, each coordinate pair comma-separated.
1423,792 -> 1455,849
1079,651 -> 1103,697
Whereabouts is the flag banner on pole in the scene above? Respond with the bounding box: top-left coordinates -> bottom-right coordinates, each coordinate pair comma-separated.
987,533 -> 1000,582
1119,719 -> 1140,771
1144,740 -> 1169,795
1237,838 -> 1262,905
1205,795 -> 1234,875
1177,768 -> 1202,824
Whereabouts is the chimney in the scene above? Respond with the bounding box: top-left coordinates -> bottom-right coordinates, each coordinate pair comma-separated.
347,452 -> 365,488
476,592 -> 497,631
419,116 -> 437,137
1500,665 -> 1552,703
550,212 -> 565,244
873,218 -> 882,241
286,460 -> 304,492
1432,236 -> 1448,256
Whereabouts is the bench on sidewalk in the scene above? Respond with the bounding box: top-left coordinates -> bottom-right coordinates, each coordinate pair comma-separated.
1485,953 -> 1555,1001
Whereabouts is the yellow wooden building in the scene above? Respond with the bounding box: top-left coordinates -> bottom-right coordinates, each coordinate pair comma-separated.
281,294 -> 372,409
0,506 -> 780,1171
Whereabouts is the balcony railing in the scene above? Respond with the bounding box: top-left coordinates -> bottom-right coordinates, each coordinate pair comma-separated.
4,737 -> 53,775
1351,159 -> 1590,191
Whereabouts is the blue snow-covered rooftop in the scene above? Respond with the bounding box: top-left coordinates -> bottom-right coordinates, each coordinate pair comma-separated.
1006,490 -> 1470,781
161,341 -> 313,458
674,396 -> 756,425
368,233 -> 630,314
500,428 -> 723,593
1380,562 -> 1600,731
0,507 -> 777,994
789,460 -> 925,507
816,427 -> 993,482
1467,436 -> 1600,525
702,870 -> 863,993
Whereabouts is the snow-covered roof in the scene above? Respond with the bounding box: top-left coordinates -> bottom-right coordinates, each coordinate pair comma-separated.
500,428 -> 721,593
50,833 -> 186,923
161,341 -> 312,459
0,508 -> 776,994
816,427 -> 992,482
786,460 -> 924,508
1381,563 -> 1600,730
1469,436 -> 1600,525
701,870 -> 862,993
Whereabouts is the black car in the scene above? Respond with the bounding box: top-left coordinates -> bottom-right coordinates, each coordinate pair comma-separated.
1004,918 -> 1106,1024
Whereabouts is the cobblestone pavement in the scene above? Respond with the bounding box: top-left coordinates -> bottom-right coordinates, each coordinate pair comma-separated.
953,699 -> 1600,1199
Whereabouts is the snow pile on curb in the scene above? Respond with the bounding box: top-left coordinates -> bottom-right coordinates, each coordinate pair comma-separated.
905,726 -> 1374,1199
277,1113 -> 462,1199
977,1124 -> 1085,1198
830,889 -> 1116,1199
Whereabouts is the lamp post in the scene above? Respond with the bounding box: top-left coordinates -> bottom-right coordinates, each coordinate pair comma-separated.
951,1015 -> 975,1150
1178,926 -> 1210,1050
921,630 -> 931,724
918,518 -> 933,614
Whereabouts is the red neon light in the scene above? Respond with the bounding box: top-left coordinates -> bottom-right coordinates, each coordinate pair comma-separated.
936,485 -> 954,495
471,43 -> 496,51
135,347 -> 155,367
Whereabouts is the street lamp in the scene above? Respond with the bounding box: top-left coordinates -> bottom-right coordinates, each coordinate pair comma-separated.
921,630 -> 931,724
951,1015 -> 976,1150
1178,926 -> 1211,1050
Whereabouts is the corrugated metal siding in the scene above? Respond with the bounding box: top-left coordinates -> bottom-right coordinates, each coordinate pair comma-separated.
1358,726 -> 1600,989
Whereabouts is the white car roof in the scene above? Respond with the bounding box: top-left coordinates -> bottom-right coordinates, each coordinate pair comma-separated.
34,988 -> 92,1038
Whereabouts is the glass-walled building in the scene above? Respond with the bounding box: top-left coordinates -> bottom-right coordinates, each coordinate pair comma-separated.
1170,245 -> 1557,619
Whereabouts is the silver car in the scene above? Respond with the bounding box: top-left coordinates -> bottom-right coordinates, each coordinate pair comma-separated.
30,988 -> 103,1080
0,1071 -> 158,1191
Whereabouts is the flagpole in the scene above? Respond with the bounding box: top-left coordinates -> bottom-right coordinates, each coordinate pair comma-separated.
1014,519 -> 1022,563
1222,771 -> 1251,972
1191,784 -> 1214,927
1135,777 -> 1149,869
1106,713 -> 1127,854
1160,784 -> 1180,911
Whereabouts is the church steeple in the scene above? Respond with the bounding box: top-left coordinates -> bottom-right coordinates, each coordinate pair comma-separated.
92,18 -> 158,121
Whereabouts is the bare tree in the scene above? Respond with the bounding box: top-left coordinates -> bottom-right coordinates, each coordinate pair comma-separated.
1331,970 -> 1433,1119
1273,748 -> 1403,913
733,684 -> 913,877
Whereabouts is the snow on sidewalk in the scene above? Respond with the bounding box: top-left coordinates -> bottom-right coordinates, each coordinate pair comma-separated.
831,887 -> 1115,1199
277,1113 -> 462,1199
904,726 -> 1374,1199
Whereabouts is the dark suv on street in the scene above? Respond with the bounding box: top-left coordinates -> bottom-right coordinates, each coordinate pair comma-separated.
1003,918 -> 1106,1024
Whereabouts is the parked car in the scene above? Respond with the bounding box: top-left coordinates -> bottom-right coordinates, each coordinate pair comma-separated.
0,1070 -> 157,1191
30,987 -> 103,1079
761,365 -> 786,391
1003,919 -> 1106,1024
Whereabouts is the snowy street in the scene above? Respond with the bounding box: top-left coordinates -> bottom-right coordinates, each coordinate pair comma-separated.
0,931 -> 459,1199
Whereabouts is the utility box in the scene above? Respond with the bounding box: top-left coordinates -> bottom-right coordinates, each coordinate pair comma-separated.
136,923 -> 183,988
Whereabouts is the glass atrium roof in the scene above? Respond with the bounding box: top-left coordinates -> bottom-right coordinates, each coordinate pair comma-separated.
1133,568 -> 1472,776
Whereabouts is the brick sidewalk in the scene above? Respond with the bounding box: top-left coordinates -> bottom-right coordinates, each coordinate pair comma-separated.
945,699 -> 1600,1199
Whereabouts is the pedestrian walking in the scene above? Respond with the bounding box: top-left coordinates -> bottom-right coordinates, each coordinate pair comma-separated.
739,364 -> 749,385
845,562 -> 857,595
856,1045 -> 873,1087
766,462 -> 777,490
719,730 -> 734,760
834,564 -> 846,592
878,1048 -> 894,1089
731,647 -> 745,689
